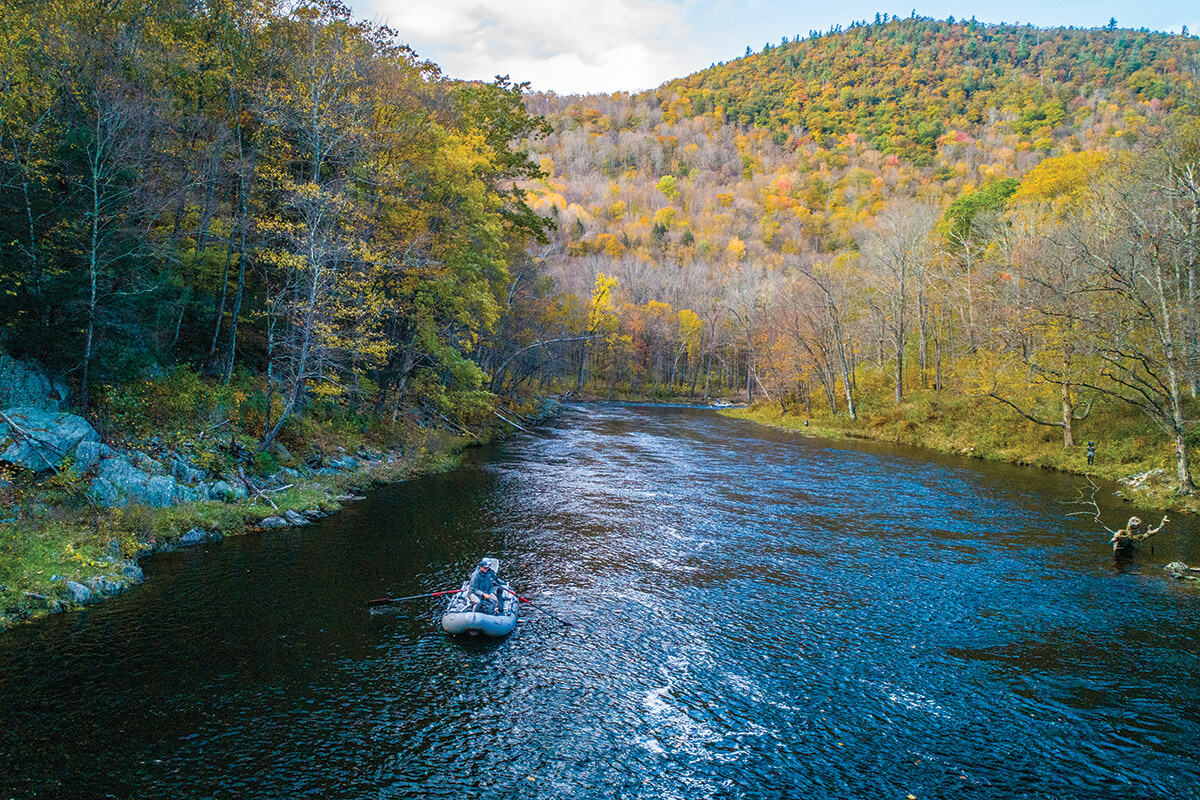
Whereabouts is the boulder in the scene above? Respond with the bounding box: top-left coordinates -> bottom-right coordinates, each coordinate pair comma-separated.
178,527 -> 221,546
329,456 -> 360,471
62,580 -> 94,605
283,509 -> 310,527
0,408 -> 101,471
259,516 -> 289,529
169,456 -> 205,485
92,456 -> 197,507
141,475 -> 179,507
121,563 -> 144,583
0,352 -> 67,410
86,576 -> 126,597
88,477 -> 122,507
130,451 -> 163,474
75,440 -> 114,471
207,480 -> 246,502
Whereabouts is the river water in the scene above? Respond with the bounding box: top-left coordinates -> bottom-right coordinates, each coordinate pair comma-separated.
2,404 -> 1199,799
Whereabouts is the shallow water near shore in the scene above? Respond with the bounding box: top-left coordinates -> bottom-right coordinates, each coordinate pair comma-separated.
2,403 -> 1198,799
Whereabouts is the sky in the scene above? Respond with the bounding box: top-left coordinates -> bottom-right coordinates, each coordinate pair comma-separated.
351,1 -> 1200,95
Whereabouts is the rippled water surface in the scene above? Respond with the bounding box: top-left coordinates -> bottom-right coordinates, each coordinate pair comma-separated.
3,404 -> 1200,799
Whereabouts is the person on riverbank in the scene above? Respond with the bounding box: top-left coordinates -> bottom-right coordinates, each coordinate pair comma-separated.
468,559 -> 502,614
1087,441 -> 1095,466
1110,515 -> 1169,553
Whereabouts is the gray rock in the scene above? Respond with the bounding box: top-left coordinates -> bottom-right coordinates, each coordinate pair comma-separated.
63,580 -> 94,605
0,407 -> 101,471
88,477 -> 123,507
179,527 -> 215,545
283,509 -> 310,527
315,467 -> 340,477
141,475 -> 179,507
121,563 -> 144,583
329,456 -> 360,471
98,456 -> 149,493
170,456 -> 205,485
95,457 -> 190,507
86,576 -> 126,596
259,516 -> 289,529
75,440 -> 114,471
207,480 -> 237,502
130,451 -> 163,475
0,351 -> 66,410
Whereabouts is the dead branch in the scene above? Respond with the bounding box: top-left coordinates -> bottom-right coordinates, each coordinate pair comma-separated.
1064,473 -> 1118,534
493,410 -> 528,432
237,467 -> 278,511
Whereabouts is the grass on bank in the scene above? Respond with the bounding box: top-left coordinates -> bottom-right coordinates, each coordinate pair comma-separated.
724,386 -> 1199,513
0,396 -> 485,629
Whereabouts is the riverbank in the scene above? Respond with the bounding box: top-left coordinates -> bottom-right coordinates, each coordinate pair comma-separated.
722,389 -> 1200,516
0,397 -> 564,631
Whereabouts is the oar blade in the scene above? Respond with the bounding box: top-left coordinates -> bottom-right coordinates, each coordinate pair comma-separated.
517,596 -> 574,627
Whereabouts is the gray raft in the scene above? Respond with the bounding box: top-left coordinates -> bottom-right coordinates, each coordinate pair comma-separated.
441,558 -> 520,637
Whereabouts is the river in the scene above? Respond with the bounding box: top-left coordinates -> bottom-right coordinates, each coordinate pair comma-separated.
2,404 -> 1198,799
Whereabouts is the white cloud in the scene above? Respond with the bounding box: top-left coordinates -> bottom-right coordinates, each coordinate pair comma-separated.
363,0 -> 698,93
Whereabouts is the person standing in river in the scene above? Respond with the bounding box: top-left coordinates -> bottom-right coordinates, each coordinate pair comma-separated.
1110,515 -> 1169,553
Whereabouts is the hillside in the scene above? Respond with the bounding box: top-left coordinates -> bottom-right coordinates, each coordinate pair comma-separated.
669,17 -> 1196,160
509,17 -> 1200,499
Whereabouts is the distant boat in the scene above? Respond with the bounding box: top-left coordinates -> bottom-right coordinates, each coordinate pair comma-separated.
441,558 -> 520,637
710,399 -> 734,408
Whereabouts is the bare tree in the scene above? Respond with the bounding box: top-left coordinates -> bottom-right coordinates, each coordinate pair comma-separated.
1074,138 -> 1199,493
860,199 -> 938,404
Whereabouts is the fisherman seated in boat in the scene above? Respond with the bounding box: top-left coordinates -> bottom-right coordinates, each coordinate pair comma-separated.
468,559 -> 502,614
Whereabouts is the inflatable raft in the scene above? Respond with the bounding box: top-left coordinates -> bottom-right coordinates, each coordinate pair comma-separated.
441,558 -> 520,637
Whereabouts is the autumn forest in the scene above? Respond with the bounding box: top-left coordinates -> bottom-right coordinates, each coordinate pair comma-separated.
3,3 -> 1200,491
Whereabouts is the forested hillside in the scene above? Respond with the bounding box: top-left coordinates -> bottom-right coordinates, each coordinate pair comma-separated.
0,0 -> 550,443
3,6 -> 1200,494
514,16 -> 1200,493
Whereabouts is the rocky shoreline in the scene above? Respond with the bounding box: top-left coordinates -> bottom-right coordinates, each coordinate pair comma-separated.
1,389 -> 565,630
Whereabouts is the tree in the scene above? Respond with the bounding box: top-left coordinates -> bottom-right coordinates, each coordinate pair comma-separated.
940,178 -> 1020,353
1075,138 -> 1198,493
862,199 -> 938,404
985,153 -> 1107,447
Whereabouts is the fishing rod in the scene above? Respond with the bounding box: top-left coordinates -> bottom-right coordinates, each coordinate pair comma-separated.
515,594 -> 574,627
367,589 -> 457,607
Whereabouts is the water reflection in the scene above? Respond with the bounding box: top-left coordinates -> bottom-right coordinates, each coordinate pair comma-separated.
1,403 -> 1198,799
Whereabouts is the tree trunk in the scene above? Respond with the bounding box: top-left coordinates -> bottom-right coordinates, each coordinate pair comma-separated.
1060,382 -> 1075,448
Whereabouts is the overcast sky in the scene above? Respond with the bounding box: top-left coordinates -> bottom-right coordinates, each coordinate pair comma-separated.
350,1 -> 1200,95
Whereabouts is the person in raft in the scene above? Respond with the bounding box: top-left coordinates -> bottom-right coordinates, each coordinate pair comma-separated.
468,559 -> 503,614
1110,515 -> 1169,553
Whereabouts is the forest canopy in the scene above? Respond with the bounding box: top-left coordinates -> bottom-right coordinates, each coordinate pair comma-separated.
0,0 -> 549,438
4,7 -> 1200,491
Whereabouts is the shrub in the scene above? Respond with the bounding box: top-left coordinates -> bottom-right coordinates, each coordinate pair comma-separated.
104,366 -> 218,438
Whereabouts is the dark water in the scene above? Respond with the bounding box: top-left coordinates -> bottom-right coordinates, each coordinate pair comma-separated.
2,404 -> 1199,799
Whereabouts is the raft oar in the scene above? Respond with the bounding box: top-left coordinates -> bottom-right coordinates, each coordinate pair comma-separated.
368,589 -> 457,608
515,594 -> 574,627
